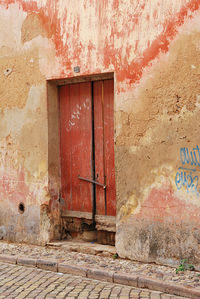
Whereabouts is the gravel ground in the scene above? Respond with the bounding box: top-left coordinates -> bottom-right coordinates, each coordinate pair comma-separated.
0,240 -> 199,290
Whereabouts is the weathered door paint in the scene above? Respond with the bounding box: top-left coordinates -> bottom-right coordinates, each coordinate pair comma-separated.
60,79 -> 116,219
60,82 -> 93,213
94,80 -> 116,216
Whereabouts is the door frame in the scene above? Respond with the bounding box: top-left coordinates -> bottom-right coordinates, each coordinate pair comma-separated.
47,72 -> 116,233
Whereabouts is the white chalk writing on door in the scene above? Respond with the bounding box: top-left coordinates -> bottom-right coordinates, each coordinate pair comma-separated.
65,98 -> 90,132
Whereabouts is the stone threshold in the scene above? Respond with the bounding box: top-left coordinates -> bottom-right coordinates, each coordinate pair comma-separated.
0,254 -> 199,299
46,240 -> 117,256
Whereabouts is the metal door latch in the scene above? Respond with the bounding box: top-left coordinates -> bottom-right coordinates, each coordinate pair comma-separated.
78,176 -> 106,189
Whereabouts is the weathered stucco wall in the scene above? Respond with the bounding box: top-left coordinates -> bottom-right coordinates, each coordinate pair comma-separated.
0,2 -> 61,243
116,19 -> 200,267
1,0 -> 200,267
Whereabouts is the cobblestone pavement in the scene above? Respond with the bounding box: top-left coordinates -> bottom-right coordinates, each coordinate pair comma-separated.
0,262 -> 188,299
0,241 -> 199,290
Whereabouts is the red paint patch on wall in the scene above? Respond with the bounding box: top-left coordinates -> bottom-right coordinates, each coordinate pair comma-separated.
1,0 -> 200,91
134,185 -> 200,224
116,0 -> 200,87
0,169 -> 35,207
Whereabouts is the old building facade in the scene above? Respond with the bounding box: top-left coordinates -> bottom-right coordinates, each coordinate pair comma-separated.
1,0 -> 200,268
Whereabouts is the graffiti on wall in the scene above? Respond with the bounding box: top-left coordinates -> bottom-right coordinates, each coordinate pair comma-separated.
175,146 -> 200,195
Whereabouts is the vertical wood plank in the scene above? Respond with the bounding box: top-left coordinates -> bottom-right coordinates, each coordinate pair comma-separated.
93,81 -> 105,215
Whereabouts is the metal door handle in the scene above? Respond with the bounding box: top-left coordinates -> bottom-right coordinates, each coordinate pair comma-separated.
78,176 -> 106,189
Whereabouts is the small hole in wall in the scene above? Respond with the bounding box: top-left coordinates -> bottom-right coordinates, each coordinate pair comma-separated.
18,203 -> 25,214
4,68 -> 12,76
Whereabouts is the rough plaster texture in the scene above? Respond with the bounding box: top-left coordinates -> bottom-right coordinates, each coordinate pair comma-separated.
115,16 -> 200,266
0,2 -> 61,244
0,0 -> 200,267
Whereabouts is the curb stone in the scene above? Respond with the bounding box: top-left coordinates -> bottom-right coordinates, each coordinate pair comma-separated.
36,259 -> 58,272
114,273 -> 138,287
58,263 -> 87,277
0,254 -> 17,264
17,257 -> 37,267
0,254 -> 199,298
138,276 -> 200,299
87,268 -> 114,282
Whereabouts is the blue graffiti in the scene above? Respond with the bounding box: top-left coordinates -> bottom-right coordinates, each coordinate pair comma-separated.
180,145 -> 200,166
175,145 -> 200,195
175,170 -> 198,193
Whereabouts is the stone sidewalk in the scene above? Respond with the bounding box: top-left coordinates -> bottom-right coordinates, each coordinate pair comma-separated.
0,240 -> 199,298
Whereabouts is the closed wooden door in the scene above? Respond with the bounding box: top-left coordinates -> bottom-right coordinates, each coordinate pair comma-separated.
59,79 -> 116,219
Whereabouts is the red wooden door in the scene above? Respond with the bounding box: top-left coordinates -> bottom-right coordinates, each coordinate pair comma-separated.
59,79 -> 116,218
60,82 -> 93,213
